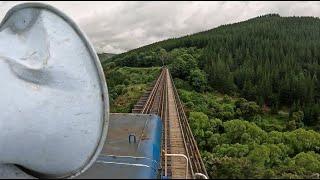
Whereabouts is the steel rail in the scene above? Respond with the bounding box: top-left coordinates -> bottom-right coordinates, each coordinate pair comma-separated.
164,69 -> 170,177
141,70 -> 160,114
141,69 -> 165,114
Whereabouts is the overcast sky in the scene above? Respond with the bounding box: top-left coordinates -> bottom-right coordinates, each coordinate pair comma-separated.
1,1 -> 320,54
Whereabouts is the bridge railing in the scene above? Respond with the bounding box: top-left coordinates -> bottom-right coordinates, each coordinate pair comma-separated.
168,69 -> 209,179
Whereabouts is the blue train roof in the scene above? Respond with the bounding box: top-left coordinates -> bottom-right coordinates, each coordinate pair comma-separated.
76,113 -> 162,179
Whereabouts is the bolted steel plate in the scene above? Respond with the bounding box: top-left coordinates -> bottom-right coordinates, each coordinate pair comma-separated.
0,3 -> 109,179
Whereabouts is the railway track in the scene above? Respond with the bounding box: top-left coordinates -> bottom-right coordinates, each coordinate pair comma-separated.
132,67 -> 208,179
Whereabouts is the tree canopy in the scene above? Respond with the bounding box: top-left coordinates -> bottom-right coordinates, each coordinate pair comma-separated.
102,14 -> 320,179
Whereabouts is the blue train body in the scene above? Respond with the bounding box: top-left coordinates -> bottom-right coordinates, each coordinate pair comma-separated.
76,113 -> 163,179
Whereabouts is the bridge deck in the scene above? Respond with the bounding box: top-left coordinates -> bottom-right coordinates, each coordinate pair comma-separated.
132,67 -> 208,179
166,69 -> 192,179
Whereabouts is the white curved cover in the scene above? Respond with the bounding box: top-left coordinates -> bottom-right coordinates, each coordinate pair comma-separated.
0,3 -> 109,178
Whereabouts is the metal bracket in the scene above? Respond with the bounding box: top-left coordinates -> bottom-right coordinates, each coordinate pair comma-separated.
128,134 -> 137,143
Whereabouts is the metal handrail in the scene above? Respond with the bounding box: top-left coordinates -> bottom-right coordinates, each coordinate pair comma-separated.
99,154 -> 158,164
165,154 -> 189,179
96,161 -> 155,170
194,173 -> 208,179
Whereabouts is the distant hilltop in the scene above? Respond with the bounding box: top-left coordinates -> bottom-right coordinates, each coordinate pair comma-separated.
98,53 -> 117,63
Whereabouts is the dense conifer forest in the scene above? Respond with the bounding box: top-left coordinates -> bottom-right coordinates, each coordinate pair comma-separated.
101,14 -> 320,178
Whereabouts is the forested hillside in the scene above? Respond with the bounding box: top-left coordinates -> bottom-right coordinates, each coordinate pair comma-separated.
103,14 -> 320,178
106,14 -> 320,128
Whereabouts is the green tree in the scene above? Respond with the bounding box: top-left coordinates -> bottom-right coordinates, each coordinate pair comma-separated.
188,68 -> 208,92
292,151 -> 320,174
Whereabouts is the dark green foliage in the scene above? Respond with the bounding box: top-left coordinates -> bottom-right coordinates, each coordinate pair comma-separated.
107,14 -> 320,125
199,118 -> 320,178
177,87 -> 320,178
204,155 -> 254,179
287,110 -> 304,130
102,14 -> 320,179
188,68 -> 208,92
169,53 -> 197,79
234,98 -> 262,119
173,78 -> 193,91
104,66 -> 161,112
303,103 -> 320,130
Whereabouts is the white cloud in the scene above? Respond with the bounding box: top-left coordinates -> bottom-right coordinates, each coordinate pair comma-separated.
1,1 -> 320,53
